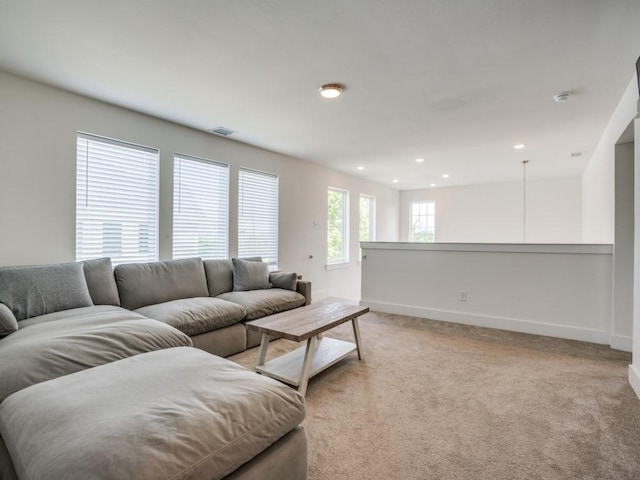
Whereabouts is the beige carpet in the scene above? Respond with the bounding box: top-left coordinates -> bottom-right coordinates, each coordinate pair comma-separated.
230,312 -> 640,480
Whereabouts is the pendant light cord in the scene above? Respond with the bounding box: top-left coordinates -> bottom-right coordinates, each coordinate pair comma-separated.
522,160 -> 529,243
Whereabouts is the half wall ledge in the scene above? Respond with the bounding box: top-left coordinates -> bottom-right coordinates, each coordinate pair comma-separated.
360,242 -> 623,350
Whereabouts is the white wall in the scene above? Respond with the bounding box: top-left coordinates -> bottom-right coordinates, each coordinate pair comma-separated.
399,177 -> 582,243
612,142 -> 634,351
0,71 -> 399,301
361,243 -> 615,347
631,120 -> 640,398
582,76 -> 639,243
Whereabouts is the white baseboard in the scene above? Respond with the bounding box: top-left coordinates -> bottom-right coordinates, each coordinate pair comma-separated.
313,289 -> 336,301
360,300 -> 612,346
609,335 -> 633,352
629,364 -> 640,400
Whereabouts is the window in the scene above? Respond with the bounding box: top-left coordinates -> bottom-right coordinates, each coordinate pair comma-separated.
238,168 -> 278,268
359,195 -> 375,259
76,133 -> 158,264
173,154 -> 229,259
327,187 -> 349,264
410,201 -> 435,242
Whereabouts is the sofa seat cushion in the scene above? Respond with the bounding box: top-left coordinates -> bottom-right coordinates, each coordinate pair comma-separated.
18,304 -> 137,329
0,347 -> 306,480
135,297 -> 247,336
0,306 -> 192,403
217,289 -> 306,321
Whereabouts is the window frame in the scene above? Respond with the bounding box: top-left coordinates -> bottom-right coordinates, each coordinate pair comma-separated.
327,187 -> 350,267
359,194 -> 376,260
409,200 -> 435,243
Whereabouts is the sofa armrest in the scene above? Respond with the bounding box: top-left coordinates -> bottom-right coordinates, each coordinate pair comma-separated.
296,280 -> 312,306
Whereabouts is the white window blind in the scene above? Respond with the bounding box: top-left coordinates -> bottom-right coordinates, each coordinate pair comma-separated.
173,154 -> 229,259
76,132 -> 159,264
238,168 -> 278,268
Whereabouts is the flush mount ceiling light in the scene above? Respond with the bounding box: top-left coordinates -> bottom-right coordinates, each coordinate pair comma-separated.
514,144 -> 526,150
357,166 -> 365,170
553,92 -> 571,102
441,173 -> 450,178
319,84 -> 343,98
416,158 -> 425,163
392,179 -> 399,183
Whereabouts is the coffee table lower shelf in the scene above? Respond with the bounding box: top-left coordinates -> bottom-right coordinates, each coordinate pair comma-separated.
256,337 -> 356,387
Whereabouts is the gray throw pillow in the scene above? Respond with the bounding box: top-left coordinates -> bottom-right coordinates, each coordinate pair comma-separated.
83,257 -> 120,306
232,258 -> 271,292
0,303 -> 18,337
269,272 -> 297,291
0,262 -> 94,321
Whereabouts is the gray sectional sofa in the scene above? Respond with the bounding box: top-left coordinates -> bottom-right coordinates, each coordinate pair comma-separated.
0,256 -> 311,480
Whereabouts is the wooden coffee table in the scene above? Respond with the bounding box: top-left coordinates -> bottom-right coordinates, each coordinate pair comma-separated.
245,303 -> 368,395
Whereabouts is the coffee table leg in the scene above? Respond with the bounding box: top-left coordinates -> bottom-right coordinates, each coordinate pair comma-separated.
352,317 -> 365,360
256,334 -> 271,369
298,335 -> 317,396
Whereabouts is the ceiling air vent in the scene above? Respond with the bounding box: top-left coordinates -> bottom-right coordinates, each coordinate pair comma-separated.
208,126 -> 237,137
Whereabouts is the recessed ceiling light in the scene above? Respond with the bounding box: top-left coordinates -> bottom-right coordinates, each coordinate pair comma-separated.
319,84 -> 343,99
392,179 -> 399,183
430,183 -> 436,187
416,158 -> 425,163
441,173 -> 450,178
357,166 -> 365,170
514,144 -> 526,150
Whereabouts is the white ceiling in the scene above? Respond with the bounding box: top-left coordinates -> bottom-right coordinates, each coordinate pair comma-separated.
1,0 -> 639,190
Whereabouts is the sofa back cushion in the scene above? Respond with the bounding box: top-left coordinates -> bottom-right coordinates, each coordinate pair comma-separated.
0,262 -> 94,321
114,258 -> 209,310
82,257 -> 120,306
203,259 -> 234,297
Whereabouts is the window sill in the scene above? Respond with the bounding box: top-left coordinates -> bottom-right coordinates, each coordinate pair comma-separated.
325,262 -> 350,271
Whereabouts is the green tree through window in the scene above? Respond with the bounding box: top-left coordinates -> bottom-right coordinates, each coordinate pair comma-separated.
359,195 -> 375,259
327,188 -> 348,264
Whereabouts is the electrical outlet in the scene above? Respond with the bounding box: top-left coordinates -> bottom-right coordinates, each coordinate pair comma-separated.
459,290 -> 467,302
